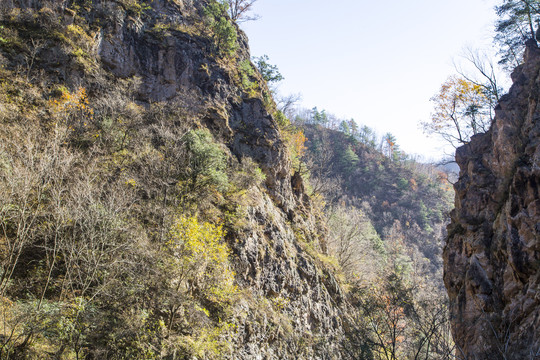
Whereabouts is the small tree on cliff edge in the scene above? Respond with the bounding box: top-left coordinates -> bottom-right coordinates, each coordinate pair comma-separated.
495,0 -> 540,71
422,76 -> 492,148
225,0 -> 260,23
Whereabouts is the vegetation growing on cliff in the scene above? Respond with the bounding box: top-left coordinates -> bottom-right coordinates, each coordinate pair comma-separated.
424,0 -> 540,149
1,0 -> 520,358
495,0 -> 540,70
0,1 -> 278,357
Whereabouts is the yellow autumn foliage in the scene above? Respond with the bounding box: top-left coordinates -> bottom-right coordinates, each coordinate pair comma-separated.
292,129 -> 307,158
167,215 -> 237,304
48,86 -> 94,131
49,87 -> 92,115
423,75 -> 492,146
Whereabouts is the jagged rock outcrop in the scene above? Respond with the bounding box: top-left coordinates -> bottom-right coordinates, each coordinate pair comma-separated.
0,1 -> 344,358
92,1 -> 345,357
444,40 -> 540,359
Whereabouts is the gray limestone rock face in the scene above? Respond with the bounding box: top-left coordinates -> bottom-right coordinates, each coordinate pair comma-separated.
91,0 -> 300,216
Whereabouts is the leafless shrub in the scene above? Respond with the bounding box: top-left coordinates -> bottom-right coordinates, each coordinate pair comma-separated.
326,205 -> 383,282
57,169 -> 136,301
0,123 -> 72,298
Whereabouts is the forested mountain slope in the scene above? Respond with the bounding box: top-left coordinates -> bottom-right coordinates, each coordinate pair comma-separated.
301,123 -> 454,277
293,118 -> 457,358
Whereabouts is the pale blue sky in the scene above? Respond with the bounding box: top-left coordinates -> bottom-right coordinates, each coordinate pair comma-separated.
242,0 -> 502,160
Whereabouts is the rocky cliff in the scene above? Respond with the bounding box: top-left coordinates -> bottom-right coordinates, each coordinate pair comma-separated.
444,40 -> 540,359
0,1 -> 344,358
